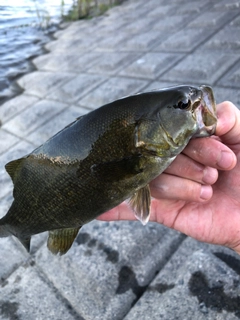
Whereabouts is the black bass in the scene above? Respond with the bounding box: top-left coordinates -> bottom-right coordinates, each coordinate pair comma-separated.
0,85 -> 217,255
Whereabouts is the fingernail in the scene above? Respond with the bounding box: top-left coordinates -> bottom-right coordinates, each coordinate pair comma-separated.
218,151 -> 234,169
200,185 -> 212,200
203,167 -> 218,184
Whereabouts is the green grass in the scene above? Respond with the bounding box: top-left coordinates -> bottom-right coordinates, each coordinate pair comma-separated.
63,0 -> 122,21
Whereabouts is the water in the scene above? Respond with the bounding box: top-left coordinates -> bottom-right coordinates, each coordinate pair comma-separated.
0,0 -> 73,104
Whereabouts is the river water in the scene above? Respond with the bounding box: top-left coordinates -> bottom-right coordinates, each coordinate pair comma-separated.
0,0 -> 73,104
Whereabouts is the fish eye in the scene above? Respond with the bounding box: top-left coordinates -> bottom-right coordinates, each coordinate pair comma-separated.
175,99 -> 191,110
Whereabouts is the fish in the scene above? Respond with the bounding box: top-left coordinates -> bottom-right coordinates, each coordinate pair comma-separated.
0,85 -> 217,255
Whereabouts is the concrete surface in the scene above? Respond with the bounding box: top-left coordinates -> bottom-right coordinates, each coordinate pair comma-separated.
0,0 -> 240,319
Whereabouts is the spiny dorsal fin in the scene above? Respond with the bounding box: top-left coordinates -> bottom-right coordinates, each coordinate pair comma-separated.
128,184 -> 151,225
47,227 -> 81,255
5,158 -> 25,183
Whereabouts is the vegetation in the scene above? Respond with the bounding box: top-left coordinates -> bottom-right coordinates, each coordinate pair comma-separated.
63,0 -> 123,21
30,0 -> 123,29
33,0 -> 52,28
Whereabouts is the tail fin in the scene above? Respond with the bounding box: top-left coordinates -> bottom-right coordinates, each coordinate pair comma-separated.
17,236 -> 31,252
0,222 -> 31,252
0,224 -> 11,237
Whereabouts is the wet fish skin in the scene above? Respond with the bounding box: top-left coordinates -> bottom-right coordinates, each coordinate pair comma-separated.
0,85 -> 217,255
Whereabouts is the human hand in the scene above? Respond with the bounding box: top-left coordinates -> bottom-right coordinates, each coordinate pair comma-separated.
98,101 -> 240,254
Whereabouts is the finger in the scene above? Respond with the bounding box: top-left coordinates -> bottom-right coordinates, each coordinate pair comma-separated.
164,153 -> 218,184
183,136 -> 236,170
216,101 -> 240,145
97,202 -> 136,221
150,173 -> 213,202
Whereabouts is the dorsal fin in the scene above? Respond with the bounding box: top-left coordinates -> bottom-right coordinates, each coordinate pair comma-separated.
5,158 -> 25,183
47,227 -> 81,255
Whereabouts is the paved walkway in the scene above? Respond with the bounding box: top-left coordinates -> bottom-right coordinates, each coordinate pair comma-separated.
0,0 -> 240,319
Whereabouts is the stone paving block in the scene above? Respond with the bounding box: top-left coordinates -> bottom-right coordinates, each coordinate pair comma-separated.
2,99 -> 68,138
87,52 -> 140,75
120,52 -> 184,80
125,238 -> 240,320
17,71 -> 74,97
0,263 -> 78,320
212,0 -> 240,11
117,30 -> 166,52
150,15 -> 190,31
213,86 -> 240,108
169,0 -> 210,2
188,11 -> 236,28
230,14 -> 240,27
110,2 -> 148,20
0,193 -> 29,282
0,141 -> 34,200
45,36 -> 98,52
144,4 -> 175,18
154,27 -> 216,52
143,81 -> 181,92
78,77 -> 148,109
0,238 -> 27,282
36,220 -> 184,320
33,52 -> 100,72
27,105 -> 89,146
161,52 -> 240,85
170,1 -> 211,14
114,0 -> 145,14
88,12 -> 129,33
122,17 -> 157,35
0,192 -> 13,218
217,60 -> 240,88
0,94 -> 39,124
54,21 -> 88,39
93,21 -> 128,37
95,32 -> 131,52
201,26 -> 240,52
47,74 -> 107,104
0,130 -> 20,155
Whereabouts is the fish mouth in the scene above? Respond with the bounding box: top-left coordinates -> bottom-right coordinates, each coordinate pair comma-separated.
193,85 -> 217,137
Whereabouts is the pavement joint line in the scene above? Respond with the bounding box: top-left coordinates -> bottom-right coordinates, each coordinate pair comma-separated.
35,264 -> 85,320
213,56 -> 240,86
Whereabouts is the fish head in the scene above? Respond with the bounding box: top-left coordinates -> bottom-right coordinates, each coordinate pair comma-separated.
193,85 -> 217,137
154,85 -> 217,148
135,85 -> 217,157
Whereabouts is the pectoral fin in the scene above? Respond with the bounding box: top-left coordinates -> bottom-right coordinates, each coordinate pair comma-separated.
128,184 -> 151,225
47,227 -> 81,255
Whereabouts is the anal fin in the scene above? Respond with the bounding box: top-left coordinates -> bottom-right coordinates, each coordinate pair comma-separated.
128,184 -> 151,225
47,227 -> 81,255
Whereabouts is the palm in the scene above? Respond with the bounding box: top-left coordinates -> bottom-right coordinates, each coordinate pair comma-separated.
152,147 -> 240,250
